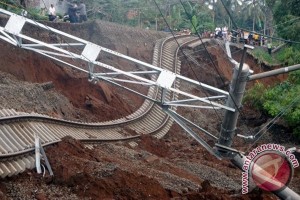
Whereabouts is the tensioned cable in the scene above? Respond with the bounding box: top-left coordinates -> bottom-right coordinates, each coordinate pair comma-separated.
216,0 -> 300,141
220,0 -> 300,146
180,46 -> 245,77
219,0 -> 238,30
219,0 -> 300,45
0,1 -> 219,123
2,1 -> 250,138
184,39 -> 245,59
179,47 -> 257,130
178,0 -> 233,92
241,27 -> 300,44
259,17 -> 300,33
0,1 -> 155,108
152,0 -> 224,124
246,93 -> 300,152
177,0 -> 253,136
177,43 -> 219,58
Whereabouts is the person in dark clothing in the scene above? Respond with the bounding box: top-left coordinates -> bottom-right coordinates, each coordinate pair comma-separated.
248,33 -> 253,45
78,1 -> 87,22
68,2 -> 78,23
267,42 -> 272,55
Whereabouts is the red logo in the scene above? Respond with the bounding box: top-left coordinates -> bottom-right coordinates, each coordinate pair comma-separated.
250,151 -> 293,192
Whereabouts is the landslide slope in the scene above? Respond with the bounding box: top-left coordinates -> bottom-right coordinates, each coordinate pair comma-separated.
0,18 -> 297,199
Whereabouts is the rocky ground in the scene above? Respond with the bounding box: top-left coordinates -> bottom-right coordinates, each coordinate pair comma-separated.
0,19 -> 299,199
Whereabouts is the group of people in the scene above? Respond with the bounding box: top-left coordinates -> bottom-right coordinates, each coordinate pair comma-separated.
48,1 -> 87,23
231,29 -> 265,46
231,29 -> 273,54
214,26 -> 229,40
67,1 -> 87,23
212,27 -> 273,55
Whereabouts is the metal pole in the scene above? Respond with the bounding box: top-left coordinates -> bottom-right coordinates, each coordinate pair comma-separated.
248,64 -> 300,81
39,141 -> 54,176
164,108 -> 221,159
233,45 -> 253,92
35,134 -> 41,174
218,63 -> 250,148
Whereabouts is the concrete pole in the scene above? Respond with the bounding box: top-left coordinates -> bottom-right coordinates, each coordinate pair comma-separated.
248,64 -> 300,81
218,63 -> 250,148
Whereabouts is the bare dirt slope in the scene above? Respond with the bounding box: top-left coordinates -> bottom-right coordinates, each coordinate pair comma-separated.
0,19 -> 298,199
0,19 -> 167,122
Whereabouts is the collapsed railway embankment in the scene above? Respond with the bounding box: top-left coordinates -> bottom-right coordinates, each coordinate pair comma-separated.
0,18 -> 298,199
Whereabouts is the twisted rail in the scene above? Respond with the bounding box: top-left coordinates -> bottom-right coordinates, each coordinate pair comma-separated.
0,35 -> 201,178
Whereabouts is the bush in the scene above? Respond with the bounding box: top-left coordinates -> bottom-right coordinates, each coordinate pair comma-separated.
243,82 -> 267,109
245,73 -> 300,138
292,126 -> 300,138
26,8 -> 48,21
261,78 -> 300,138
277,46 -> 300,66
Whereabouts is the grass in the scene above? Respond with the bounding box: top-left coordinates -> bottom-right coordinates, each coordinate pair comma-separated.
252,44 -> 300,67
252,47 -> 281,66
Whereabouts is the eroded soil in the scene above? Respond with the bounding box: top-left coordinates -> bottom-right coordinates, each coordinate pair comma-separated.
0,19 -> 299,199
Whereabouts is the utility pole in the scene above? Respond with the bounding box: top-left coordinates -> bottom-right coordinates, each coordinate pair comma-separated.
155,14 -> 158,31
252,0 -> 256,32
217,47 -> 250,149
263,0 -> 266,36
217,44 -> 300,199
138,9 -> 141,28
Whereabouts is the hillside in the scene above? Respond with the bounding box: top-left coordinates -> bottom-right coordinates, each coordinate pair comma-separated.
0,19 -> 299,199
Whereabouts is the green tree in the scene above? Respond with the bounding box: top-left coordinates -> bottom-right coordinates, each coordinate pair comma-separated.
240,0 -> 267,31
272,0 -> 300,42
247,0 -> 300,138
180,1 -> 214,32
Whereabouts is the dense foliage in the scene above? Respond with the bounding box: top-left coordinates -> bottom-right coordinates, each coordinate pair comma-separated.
245,72 -> 300,138
83,0 -> 216,32
244,0 -> 300,138
0,0 -> 278,34
259,0 -> 300,137
267,0 -> 300,42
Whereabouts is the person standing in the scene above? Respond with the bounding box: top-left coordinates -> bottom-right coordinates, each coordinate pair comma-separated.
48,4 -> 56,21
248,33 -> 253,45
267,41 -> 272,55
78,1 -> 87,22
68,2 -> 78,23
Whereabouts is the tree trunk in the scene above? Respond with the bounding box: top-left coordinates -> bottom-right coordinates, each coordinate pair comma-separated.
252,1 -> 256,31
265,5 -> 274,37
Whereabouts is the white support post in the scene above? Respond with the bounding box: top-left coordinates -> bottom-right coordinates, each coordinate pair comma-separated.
39,140 -> 54,176
35,134 -> 42,174
34,134 -> 53,176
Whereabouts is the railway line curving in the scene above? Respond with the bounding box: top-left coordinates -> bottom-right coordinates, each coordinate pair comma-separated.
0,35 -> 202,178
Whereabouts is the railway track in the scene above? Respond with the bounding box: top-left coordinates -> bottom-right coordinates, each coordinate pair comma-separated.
0,35 -> 201,178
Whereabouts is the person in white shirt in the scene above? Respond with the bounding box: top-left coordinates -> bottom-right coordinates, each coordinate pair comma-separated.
48,4 -> 56,21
